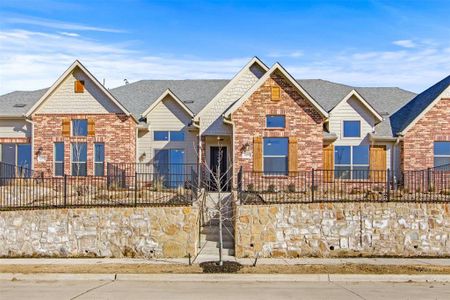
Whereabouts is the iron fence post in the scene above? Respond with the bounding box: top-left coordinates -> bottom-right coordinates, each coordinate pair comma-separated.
386,169 -> 390,202
427,167 -> 432,192
311,168 -> 315,202
63,174 -> 67,207
134,171 -> 138,207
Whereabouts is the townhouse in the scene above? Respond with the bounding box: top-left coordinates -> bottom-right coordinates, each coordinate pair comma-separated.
0,58 -> 449,185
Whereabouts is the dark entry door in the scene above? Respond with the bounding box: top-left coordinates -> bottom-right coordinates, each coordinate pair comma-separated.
209,146 -> 228,191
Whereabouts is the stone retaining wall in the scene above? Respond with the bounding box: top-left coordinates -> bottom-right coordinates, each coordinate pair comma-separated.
0,206 -> 199,258
235,202 -> 449,257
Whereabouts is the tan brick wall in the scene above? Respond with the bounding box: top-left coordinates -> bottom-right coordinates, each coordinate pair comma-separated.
402,98 -> 450,171
33,114 -> 136,176
231,71 -> 324,177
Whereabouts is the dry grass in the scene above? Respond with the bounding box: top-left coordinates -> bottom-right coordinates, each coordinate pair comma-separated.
0,263 -> 449,274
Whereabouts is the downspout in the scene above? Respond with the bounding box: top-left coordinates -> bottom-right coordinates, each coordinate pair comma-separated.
222,115 -> 235,190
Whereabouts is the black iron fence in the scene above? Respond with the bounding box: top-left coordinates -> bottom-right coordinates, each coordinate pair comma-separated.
238,168 -> 449,204
0,161 -> 42,181
0,164 -> 200,210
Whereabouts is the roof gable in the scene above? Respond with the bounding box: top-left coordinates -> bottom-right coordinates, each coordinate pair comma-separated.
142,89 -> 194,118
331,89 -> 383,122
25,60 -> 133,118
391,75 -> 450,135
225,63 -> 329,118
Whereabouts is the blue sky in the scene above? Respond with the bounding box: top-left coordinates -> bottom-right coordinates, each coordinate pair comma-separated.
0,0 -> 449,94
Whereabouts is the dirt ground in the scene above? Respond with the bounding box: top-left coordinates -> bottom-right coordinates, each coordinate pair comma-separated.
1,263 -> 449,274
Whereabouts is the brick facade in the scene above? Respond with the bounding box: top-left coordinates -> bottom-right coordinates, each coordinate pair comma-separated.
32,114 -> 136,176
231,71 -> 325,177
402,98 -> 450,171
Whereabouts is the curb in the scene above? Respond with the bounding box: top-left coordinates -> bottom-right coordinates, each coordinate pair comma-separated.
0,273 -> 449,282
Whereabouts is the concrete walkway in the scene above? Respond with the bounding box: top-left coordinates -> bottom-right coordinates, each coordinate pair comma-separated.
1,257 -> 449,266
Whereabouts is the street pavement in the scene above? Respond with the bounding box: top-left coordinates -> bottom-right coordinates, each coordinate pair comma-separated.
0,280 -> 449,299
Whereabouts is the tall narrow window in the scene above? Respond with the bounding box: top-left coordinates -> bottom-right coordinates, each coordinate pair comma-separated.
72,119 -> 88,136
434,141 -> 450,169
343,120 -> 361,138
54,142 -> 64,176
263,137 -> 288,175
72,143 -> 87,176
94,143 -> 105,176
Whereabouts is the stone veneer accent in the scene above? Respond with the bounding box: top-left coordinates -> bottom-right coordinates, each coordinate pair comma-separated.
235,202 -> 450,257
231,71 -> 324,176
402,98 -> 450,171
0,206 -> 199,258
32,114 -> 136,176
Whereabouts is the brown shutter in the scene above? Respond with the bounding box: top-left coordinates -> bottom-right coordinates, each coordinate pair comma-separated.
62,118 -> 70,137
74,80 -> 85,93
253,136 -> 263,172
271,86 -> 281,101
323,144 -> 334,182
288,137 -> 298,173
370,145 -> 387,181
87,118 -> 95,136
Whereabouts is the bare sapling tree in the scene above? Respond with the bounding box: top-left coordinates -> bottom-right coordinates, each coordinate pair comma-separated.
196,138 -> 236,266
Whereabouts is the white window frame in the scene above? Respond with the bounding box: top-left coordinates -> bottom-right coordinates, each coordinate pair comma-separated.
263,137 -> 289,175
335,145 -> 369,179
94,143 -> 105,176
71,142 -> 87,176
54,142 -> 64,177
71,119 -> 88,137
434,141 -> 450,168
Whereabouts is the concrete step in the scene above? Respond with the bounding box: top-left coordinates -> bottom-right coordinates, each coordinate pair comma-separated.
201,226 -> 234,235
201,235 -> 234,244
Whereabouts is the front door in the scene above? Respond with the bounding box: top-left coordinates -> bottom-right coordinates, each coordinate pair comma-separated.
209,146 -> 228,191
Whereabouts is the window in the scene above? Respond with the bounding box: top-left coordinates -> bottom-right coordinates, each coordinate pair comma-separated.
54,142 -> 64,176
94,143 -> 105,176
72,119 -> 88,136
154,149 -> 185,187
266,115 -> 285,128
170,131 -> 185,141
434,141 -> 450,168
343,120 -> 361,138
154,130 -> 184,141
271,86 -> 281,101
71,143 -> 87,176
335,145 -> 369,179
0,144 -> 32,178
263,137 -> 288,175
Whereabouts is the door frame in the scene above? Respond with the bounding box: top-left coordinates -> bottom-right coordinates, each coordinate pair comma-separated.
208,145 -> 229,191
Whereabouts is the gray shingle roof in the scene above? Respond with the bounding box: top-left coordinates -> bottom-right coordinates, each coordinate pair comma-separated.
110,80 -> 229,117
0,89 -> 47,117
390,75 -> 450,135
0,78 -> 417,139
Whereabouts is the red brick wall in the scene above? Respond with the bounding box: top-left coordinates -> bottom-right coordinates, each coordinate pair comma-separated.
231,71 -> 324,177
32,114 -> 136,176
402,98 -> 450,171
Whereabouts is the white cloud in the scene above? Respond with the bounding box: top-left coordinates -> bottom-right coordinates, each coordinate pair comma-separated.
268,51 -> 303,58
59,32 -> 80,37
3,17 -> 125,33
393,39 -> 416,48
0,28 -> 448,95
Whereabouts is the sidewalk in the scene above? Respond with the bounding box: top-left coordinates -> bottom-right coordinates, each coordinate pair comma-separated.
1,257 -> 449,266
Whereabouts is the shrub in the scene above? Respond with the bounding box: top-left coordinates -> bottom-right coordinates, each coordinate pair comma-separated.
287,183 -> 296,193
247,183 -> 254,192
267,184 -> 276,193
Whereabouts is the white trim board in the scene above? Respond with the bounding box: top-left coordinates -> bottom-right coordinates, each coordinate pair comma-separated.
141,89 -> 194,118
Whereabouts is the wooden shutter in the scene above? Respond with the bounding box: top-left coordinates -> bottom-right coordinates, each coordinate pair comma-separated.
62,118 -> 70,137
271,86 -> 281,101
74,80 -> 85,93
323,144 -> 334,182
253,136 -> 263,172
370,145 -> 387,181
288,137 -> 298,173
87,118 -> 95,136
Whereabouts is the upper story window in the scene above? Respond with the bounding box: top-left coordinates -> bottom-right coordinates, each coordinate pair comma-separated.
154,130 -> 185,141
74,80 -> 85,93
335,145 -> 369,179
72,119 -> 88,136
266,115 -> 286,128
263,137 -> 288,175
343,120 -> 361,138
434,141 -> 450,168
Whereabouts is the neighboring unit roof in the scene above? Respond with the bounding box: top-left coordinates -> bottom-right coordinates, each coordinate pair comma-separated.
296,79 -> 353,111
0,88 -> 48,117
110,79 -> 229,117
390,75 -> 450,135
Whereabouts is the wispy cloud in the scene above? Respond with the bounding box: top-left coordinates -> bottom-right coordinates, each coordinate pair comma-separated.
0,28 -> 449,94
393,39 -> 416,48
3,17 -> 125,33
268,50 -> 303,58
